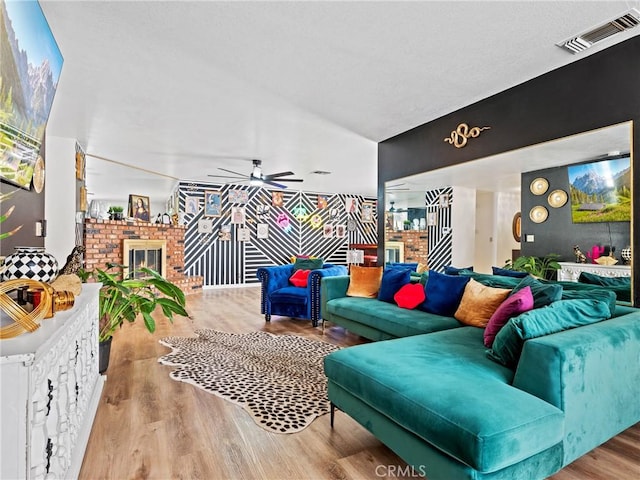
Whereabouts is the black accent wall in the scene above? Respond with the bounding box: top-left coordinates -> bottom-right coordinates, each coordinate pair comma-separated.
378,36 -> 639,306
0,141 -> 46,256
521,166 -> 631,262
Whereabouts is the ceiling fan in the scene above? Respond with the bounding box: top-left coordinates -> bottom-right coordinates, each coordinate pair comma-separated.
207,159 -> 303,189
387,201 -> 408,213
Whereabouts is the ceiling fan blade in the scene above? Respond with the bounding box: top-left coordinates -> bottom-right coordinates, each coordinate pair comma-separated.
265,180 -> 288,189
267,178 -> 303,183
265,171 -> 295,179
218,167 -> 248,177
207,174 -> 246,179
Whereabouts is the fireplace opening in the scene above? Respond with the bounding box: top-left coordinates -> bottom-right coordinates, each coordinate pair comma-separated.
123,240 -> 167,279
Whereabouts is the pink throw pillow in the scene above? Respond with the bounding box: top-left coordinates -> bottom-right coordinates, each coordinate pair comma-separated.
483,286 -> 534,348
394,283 -> 426,309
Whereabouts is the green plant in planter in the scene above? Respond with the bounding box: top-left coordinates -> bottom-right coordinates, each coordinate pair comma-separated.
503,254 -> 561,280
108,206 -> 124,220
94,263 -> 188,343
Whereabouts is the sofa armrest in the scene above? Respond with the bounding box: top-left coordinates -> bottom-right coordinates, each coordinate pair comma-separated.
513,311 -> 640,465
256,264 -> 295,314
308,265 -> 348,323
321,275 -> 351,320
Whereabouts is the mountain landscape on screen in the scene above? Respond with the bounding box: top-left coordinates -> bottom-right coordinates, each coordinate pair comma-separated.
568,157 -> 631,223
0,0 -> 62,189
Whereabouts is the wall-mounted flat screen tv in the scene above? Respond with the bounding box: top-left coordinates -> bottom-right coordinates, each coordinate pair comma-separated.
567,155 -> 631,223
0,0 -> 63,189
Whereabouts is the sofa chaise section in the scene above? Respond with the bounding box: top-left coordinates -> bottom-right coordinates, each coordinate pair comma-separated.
325,327 -> 565,479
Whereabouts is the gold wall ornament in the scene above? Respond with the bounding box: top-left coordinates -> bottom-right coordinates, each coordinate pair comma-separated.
444,123 -> 491,148
0,279 -> 53,339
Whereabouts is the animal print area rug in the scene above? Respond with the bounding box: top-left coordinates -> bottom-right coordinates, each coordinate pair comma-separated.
158,330 -> 340,434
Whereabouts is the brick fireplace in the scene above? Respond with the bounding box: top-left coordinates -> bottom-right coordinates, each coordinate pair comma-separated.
83,219 -> 202,294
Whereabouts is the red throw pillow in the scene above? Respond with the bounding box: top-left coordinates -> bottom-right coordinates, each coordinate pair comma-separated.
394,283 -> 426,309
289,269 -> 311,287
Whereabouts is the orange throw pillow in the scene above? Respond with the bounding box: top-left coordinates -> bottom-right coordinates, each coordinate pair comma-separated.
454,279 -> 511,327
346,266 -> 384,298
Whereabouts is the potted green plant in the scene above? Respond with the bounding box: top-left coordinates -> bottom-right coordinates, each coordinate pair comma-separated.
93,263 -> 188,373
403,220 -> 411,230
503,254 -> 561,280
108,206 -> 124,220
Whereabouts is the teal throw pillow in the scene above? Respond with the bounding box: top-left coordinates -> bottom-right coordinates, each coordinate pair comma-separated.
459,271 -> 521,289
488,299 -> 612,368
378,268 -> 411,303
422,270 -> 470,316
511,275 -> 562,309
560,288 -> 616,317
293,257 -> 324,271
578,271 -> 631,288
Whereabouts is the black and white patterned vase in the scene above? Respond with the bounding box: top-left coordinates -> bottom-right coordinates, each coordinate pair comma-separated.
2,247 -> 59,283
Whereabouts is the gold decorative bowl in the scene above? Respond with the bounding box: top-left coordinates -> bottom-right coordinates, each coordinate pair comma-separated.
594,256 -> 618,266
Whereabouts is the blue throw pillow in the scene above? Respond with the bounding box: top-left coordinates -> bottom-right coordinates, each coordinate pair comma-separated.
378,268 -> 411,303
444,265 -> 473,276
492,266 -> 528,278
387,262 -> 419,272
422,270 -> 470,316
488,299 -> 612,368
511,275 -> 562,309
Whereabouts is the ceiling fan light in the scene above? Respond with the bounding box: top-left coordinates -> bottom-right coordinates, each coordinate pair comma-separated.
250,175 -> 263,186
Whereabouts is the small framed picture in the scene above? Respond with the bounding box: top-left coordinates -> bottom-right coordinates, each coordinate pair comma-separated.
323,223 -> 334,238
229,189 -> 249,204
427,211 -> 438,226
345,197 -> 357,213
237,227 -> 250,242
75,151 -> 84,180
185,196 -> 199,215
335,224 -> 346,238
128,194 -> 151,221
219,224 -> 231,241
231,206 -> 246,224
204,191 -> 221,217
257,223 -> 269,239
317,195 -> 328,209
439,193 -> 450,208
362,201 -> 375,223
272,191 -> 284,207
198,218 -> 213,234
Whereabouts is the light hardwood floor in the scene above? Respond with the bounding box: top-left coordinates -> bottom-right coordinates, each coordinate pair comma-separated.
80,287 -> 639,480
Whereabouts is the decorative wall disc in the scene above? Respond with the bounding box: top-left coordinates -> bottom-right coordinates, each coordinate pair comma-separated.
529,206 -> 548,223
32,156 -> 45,193
547,189 -> 568,208
529,178 -> 549,195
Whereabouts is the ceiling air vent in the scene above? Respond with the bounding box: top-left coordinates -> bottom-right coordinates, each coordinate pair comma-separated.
558,8 -> 640,54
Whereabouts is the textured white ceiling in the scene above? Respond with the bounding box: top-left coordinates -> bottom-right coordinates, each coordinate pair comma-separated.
40,1 -> 640,203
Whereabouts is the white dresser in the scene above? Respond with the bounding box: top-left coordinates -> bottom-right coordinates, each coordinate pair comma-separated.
557,262 -> 632,282
0,284 -> 104,480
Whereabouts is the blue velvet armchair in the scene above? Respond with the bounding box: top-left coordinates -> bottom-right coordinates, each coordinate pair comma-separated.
256,263 -> 348,327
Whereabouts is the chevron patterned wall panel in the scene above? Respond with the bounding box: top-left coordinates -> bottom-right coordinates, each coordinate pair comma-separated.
425,187 -> 453,272
178,182 -> 377,286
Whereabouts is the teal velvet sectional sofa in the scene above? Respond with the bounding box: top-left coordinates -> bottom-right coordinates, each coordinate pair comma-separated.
321,273 -> 640,480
